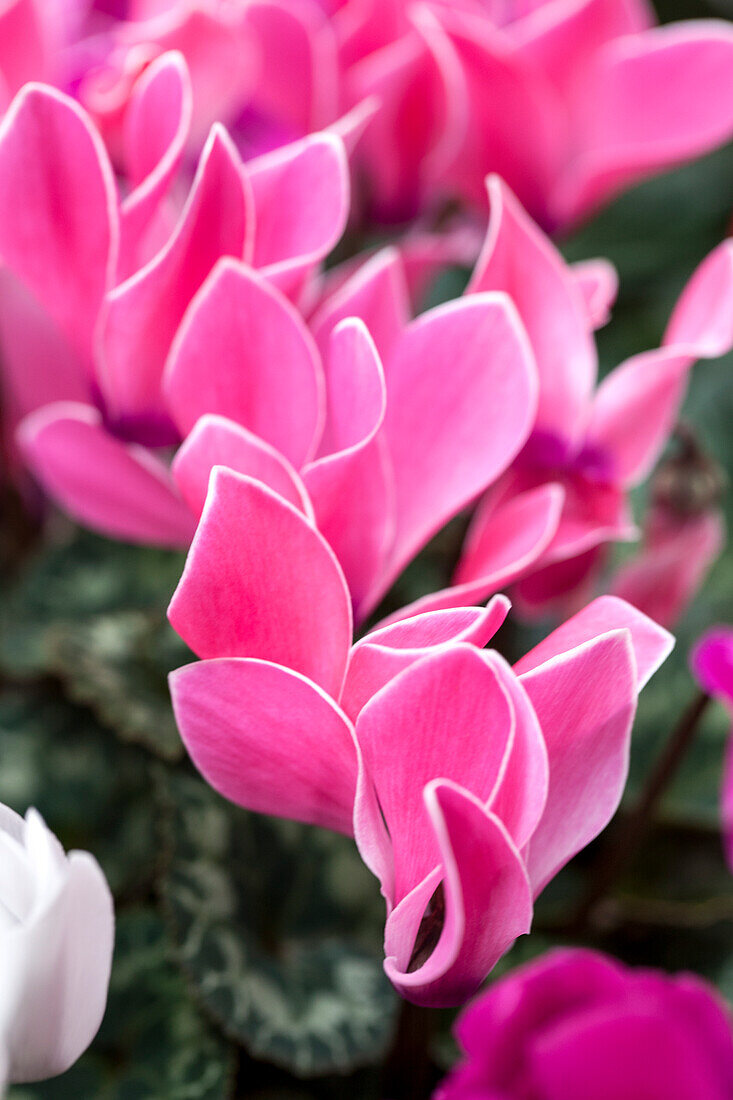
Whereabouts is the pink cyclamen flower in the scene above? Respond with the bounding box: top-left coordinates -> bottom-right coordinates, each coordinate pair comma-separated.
435,948 -> 733,1100
167,463 -> 672,1004
0,801 -> 114,1090
0,72 -> 347,496
690,627 -> 733,871
20,245 -> 536,621
308,179 -> 733,623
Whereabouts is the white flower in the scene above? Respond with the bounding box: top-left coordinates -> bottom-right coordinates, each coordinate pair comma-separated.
0,802 -> 114,1089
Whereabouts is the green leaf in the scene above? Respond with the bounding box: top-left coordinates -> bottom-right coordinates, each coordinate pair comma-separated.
159,773 -> 398,1077
0,687 -> 157,898
8,910 -> 236,1100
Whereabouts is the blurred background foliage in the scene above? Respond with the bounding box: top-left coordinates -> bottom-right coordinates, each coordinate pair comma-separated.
1,0 -> 733,1094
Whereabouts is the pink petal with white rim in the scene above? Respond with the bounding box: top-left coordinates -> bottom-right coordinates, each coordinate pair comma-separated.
0,84 -> 118,358
570,258 -> 619,329
341,597 -> 510,721
247,132 -> 349,300
118,51 -> 193,280
18,403 -> 195,548
310,247 -> 410,365
468,175 -> 597,455
384,780 -> 533,1006
164,259 -> 324,466
514,594 -> 673,690
378,292 -> 538,599
99,125 -> 251,441
171,414 -> 313,521
664,239 -> 733,356
376,483 -> 563,625
170,657 -> 358,835
355,645 -> 516,905
302,320 -> 393,613
554,22 -> 733,226
168,467 -> 352,697
519,630 -> 637,894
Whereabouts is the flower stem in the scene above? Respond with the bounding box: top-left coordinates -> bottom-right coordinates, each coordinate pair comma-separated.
382,997 -> 437,1100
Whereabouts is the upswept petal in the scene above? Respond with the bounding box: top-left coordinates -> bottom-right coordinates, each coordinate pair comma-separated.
570,258 -> 618,329
468,176 -> 596,454
118,51 -> 193,279
99,124 -> 251,441
302,320 -> 393,613
164,258 -> 324,466
377,483 -> 563,625
519,630 -> 637,894
664,238 -> 733,356
379,292 -> 538,598
354,645 -> 517,905
171,414 -> 313,521
384,781 -> 533,1006
168,467 -> 352,698
18,403 -> 195,548
170,657 -> 358,835
310,246 -> 410,363
0,0 -> 49,103
514,594 -> 674,690
554,22 -> 733,225
247,132 -> 349,300
341,597 -> 510,721
0,84 -> 118,357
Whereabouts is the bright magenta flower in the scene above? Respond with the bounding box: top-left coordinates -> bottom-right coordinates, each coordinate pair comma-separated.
436,948 -> 733,1099
691,627 -> 733,870
167,464 -> 672,1004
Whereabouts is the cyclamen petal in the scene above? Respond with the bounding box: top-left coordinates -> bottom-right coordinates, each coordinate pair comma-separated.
0,83 -> 118,358
171,414 -> 313,521
168,467 -> 352,698
164,259 -> 324,467
170,657 -> 358,836
99,124 -> 251,439
385,781 -> 533,1007
18,403 -> 195,548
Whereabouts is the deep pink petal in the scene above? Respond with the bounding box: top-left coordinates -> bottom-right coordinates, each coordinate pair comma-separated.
247,132 -> 349,300
519,630 -> 638,893
99,125 -> 251,440
168,467 -> 352,697
171,414 -> 313,521
302,320 -> 393,613
690,627 -> 733,705
468,175 -> 596,453
170,657 -> 358,835
514,594 -> 674,690
0,84 -> 118,357
18,403 -> 194,547
555,22 -> 733,225
164,258 -> 324,466
117,50 -> 193,280
384,781 -> 533,1006
341,597 -> 510,721
379,293 -> 538,598
354,645 -> 516,905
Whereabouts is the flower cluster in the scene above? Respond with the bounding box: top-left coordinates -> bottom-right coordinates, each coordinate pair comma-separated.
0,0 -> 732,1087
